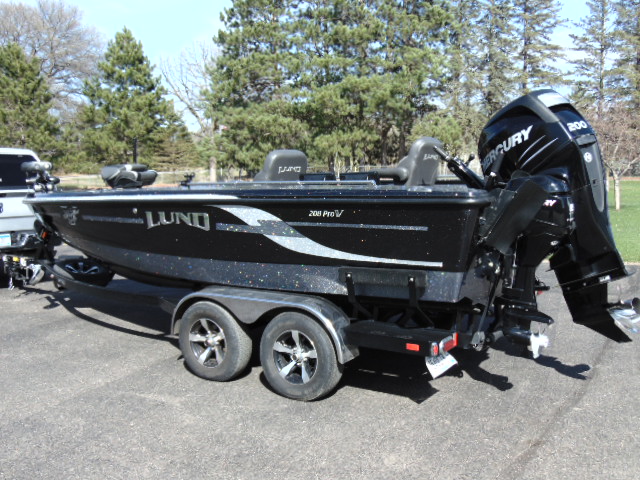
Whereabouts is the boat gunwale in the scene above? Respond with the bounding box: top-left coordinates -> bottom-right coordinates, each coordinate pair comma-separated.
25,182 -> 493,206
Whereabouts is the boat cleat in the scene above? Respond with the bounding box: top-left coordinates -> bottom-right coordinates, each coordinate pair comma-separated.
608,298 -> 640,335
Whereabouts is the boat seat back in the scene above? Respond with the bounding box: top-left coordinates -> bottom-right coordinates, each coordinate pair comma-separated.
397,137 -> 443,186
254,150 -> 307,181
101,164 -> 158,189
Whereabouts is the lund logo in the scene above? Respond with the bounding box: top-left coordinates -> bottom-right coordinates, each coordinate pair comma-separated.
145,211 -> 211,231
62,206 -> 79,226
278,166 -> 302,174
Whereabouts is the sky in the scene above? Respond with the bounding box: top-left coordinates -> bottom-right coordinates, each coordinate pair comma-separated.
23,0 -> 233,67
72,0 -> 233,66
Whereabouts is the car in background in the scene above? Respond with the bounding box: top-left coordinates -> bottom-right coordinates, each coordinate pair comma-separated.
0,147 -> 50,286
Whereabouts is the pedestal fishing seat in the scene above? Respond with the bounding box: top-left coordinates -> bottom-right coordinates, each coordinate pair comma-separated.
254,150 -> 308,181
101,164 -> 158,189
347,137 -> 442,185
392,137 -> 443,186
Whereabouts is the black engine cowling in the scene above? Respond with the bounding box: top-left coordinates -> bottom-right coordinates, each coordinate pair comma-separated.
478,89 -> 631,342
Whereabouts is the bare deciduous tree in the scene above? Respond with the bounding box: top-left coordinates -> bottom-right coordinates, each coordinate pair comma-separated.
161,42 -> 219,180
0,0 -> 103,120
589,107 -> 640,210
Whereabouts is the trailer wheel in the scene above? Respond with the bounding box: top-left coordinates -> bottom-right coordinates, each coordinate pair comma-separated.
179,301 -> 252,382
260,312 -> 342,401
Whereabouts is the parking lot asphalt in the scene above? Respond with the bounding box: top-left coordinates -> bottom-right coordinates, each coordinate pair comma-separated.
1,265 -> 639,480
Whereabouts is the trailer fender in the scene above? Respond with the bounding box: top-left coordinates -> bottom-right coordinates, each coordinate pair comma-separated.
171,286 -> 358,364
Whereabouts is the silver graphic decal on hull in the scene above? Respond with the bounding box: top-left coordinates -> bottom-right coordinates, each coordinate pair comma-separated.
215,205 -> 443,268
288,222 -> 429,231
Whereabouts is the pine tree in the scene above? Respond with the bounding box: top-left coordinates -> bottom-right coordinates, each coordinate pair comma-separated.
371,0 -> 453,160
209,0 -> 454,171
513,0 -> 565,92
476,0 -> 519,115
570,0 -> 617,117
209,0 -> 307,172
0,43 -> 60,159
304,0 -> 453,166
299,0 -> 390,168
611,0 -> 640,109
152,123 -> 201,172
81,28 -> 182,167
0,0 -> 103,121
600,0 -> 640,207
439,0 -> 486,155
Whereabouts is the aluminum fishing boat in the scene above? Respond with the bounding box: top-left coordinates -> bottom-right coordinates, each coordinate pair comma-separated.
22,89 -> 639,400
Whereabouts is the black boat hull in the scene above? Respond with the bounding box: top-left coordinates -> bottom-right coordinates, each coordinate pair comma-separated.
28,185 -> 493,302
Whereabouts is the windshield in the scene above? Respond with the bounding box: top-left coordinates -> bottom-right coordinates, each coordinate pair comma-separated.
0,154 -> 36,189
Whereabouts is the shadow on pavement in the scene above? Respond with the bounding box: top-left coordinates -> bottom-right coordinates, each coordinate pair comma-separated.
22,283 -> 178,347
491,337 -> 591,380
449,348 -> 514,391
338,349 -> 439,404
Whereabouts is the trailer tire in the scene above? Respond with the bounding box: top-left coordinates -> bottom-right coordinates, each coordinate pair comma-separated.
179,301 -> 252,382
260,312 -> 342,401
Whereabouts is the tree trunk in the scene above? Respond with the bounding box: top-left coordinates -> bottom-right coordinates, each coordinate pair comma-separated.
613,173 -> 621,211
209,155 -> 217,182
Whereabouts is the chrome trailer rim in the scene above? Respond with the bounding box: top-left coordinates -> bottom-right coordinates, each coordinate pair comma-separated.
189,318 -> 227,367
272,330 -> 318,384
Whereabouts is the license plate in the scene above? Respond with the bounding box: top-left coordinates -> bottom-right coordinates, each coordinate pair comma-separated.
0,234 -> 11,247
425,351 -> 458,379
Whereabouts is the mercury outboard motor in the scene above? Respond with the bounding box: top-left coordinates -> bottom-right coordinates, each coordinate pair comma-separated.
478,89 -> 637,343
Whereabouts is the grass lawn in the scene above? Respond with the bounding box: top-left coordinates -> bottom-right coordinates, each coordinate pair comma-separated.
608,180 -> 640,263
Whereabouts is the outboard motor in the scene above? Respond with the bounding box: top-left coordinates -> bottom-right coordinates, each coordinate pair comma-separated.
478,89 -> 637,343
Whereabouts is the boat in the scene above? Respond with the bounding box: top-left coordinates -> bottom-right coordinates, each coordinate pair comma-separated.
23,89 -> 639,400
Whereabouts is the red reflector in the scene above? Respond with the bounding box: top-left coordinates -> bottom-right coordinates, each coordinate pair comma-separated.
406,343 -> 420,352
442,333 -> 459,352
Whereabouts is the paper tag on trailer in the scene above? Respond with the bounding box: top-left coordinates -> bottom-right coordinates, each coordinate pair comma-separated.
425,351 -> 458,378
